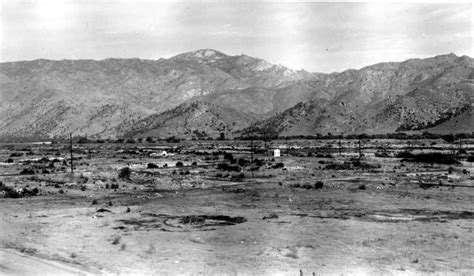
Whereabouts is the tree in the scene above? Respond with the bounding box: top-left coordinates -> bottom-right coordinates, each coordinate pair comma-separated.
118,167 -> 131,180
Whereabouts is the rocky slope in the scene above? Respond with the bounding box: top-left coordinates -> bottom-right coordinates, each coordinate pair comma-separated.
0,50 -> 472,140
243,54 -> 474,136
0,49 -> 311,139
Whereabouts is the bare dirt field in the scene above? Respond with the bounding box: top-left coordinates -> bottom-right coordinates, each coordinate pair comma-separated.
0,139 -> 473,275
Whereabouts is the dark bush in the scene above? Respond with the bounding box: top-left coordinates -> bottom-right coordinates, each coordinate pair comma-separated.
20,168 -> 35,175
0,185 -> 21,198
396,151 -> 415,158
231,173 -> 245,181
315,181 -> 324,189
6,158 -> 14,163
147,163 -> 158,169
402,153 -> 460,165
176,161 -> 184,167
166,136 -> 181,143
358,184 -> 366,190
217,163 -> 240,172
352,161 -> 380,170
118,167 -> 131,180
272,162 -> 285,169
223,152 -> 235,163
237,158 -> 250,167
301,183 -> 313,189
324,162 -> 351,170
467,155 -> 474,162
22,187 -> 39,196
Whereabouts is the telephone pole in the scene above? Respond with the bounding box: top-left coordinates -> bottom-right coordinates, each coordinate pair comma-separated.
250,138 -> 254,163
338,134 -> 343,156
358,136 -> 362,161
70,133 -> 74,174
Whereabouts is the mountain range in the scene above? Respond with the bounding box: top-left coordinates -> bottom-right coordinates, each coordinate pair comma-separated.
0,49 -> 472,140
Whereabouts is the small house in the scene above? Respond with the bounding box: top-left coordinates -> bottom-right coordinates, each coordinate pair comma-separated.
273,149 -> 281,157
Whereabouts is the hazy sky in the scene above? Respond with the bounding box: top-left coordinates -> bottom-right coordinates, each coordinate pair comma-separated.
1,1 -> 472,72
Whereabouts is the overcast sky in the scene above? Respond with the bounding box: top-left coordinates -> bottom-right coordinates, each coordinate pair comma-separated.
0,1 -> 472,72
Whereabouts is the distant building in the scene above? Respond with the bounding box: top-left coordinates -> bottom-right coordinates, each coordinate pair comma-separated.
31,141 -> 52,145
150,151 -> 168,157
273,149 -> 281,157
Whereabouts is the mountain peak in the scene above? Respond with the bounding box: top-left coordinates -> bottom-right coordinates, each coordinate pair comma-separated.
171,49 -> 227,61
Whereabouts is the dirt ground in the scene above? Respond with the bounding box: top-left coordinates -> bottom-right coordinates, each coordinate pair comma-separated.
0,139 -> 473,275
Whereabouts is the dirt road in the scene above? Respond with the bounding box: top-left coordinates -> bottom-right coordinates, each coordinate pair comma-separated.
0,248 -> 92,275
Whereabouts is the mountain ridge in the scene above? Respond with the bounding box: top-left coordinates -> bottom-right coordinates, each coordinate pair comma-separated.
0,50 -> 472,140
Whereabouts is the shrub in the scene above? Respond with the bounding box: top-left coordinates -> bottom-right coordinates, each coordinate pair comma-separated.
237,158 -> 250,167
147,163 -> 158,169
217,163 -> 240,172
358,184 -> 366,190
396,151 -> 414,158
20,168 -> 35,175
467,155 -> 474,162
0,185 -> 21,198
231,173 -> 245,181
176,161 -> 184,167
111,235 -> 121,245
315,181 -> 324,189
118,167 -> 131,180
272,162 -> 285,169
223,152 -> 235,163
301,183 -> 314,189
166,136 -> 181,143
324,162 -> 351,170
402,153 -> 460,165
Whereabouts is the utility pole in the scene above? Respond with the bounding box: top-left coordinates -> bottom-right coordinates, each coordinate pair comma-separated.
458,136 -> 462,154
264,137 -> 267,157
69,133 -> 74,174
358,136 -> 362,161
338,134 -> 343,156
250,138 -> 254,163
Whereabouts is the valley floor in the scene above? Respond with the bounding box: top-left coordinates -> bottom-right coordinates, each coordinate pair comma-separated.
0,140 -> 473,275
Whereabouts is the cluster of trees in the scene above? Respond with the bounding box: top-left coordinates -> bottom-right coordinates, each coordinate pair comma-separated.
237,132 -> 474,141
4,131 -> 472,144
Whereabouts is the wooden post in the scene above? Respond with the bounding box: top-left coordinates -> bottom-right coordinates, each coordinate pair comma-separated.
250,138 -> 254,163
358,136 -> 362,161
70,133 -> 74,174
338,135 -> 342,156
